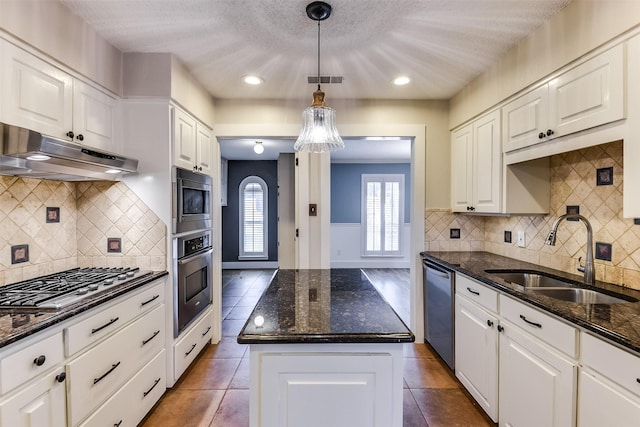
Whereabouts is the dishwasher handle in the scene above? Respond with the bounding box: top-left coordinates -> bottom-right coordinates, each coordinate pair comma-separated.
424,262 -> 452,278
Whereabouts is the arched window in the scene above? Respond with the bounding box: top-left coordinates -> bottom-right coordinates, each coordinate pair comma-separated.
239,176 -> 268,259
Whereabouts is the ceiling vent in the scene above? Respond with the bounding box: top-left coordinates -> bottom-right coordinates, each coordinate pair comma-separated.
307,76 -> 343,84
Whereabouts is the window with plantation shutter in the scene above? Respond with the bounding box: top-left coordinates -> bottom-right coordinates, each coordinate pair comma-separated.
239,176 -> 268,259
361,174 -> 404,256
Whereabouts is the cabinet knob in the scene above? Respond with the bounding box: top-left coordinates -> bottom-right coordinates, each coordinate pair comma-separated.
546,129 -> 554,136
55,372 -> 66,383
66,131 -> 75,139
538,132 -> 545,139
76,134 -> 84,141
468,206 -> 475,211
497,325 -> 504,333
33,355 -> 46,366
487,320 -> 494,327
198,166 -> 202,171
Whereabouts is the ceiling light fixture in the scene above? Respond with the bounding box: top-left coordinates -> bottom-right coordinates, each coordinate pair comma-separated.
294,1 -> 344,153
254,140 -> 264,154
243,75 -> 264,85
393,76 -> 412,86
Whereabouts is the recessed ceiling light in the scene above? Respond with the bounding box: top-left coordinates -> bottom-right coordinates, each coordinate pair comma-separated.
243,75 -> 264,85
393,76 -> 412,86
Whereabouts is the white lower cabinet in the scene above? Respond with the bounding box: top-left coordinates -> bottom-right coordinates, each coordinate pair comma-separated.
455,295 -> 499,421
0,365 -> 67,427
499,320 -> 577,427
173,307 -> 213,381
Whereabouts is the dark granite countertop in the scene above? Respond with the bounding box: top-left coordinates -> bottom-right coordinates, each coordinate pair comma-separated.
422,251 -> 640,354
0,271 -> 168,349
237,269 -> 415,344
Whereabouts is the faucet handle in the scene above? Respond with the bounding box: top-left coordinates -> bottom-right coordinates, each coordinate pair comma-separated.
577,256 -> 585,273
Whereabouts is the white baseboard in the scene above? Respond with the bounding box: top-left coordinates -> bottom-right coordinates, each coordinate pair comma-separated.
222,261 -> 279,269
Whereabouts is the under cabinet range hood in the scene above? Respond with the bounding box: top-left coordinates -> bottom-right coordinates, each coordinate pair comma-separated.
0,124 -> 138,181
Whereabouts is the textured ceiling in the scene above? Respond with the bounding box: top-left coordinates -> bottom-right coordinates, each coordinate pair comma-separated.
59,0 -> 572,101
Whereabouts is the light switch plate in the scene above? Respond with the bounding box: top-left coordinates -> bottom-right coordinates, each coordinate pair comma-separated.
517,231 -> 526,247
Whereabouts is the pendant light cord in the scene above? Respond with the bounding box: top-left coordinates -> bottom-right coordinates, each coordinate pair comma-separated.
317,19 -> 321,91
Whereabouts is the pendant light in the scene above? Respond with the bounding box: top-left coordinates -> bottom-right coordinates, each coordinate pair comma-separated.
294,1 -> 344,153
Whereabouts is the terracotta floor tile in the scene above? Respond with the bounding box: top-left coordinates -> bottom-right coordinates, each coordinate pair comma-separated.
234,295 -> 261,307
226,306 -> 256,320
200,338 -> 247,359
178,357 -> 241,390
229,357 -> 250,389
210,389 -> 251,427
403,357 -> 459,389
404,342 -> 437,359
411,388 -> 493,427
403,389 -> 429,427
140,389 -> 224,427
222,319 -> 247,337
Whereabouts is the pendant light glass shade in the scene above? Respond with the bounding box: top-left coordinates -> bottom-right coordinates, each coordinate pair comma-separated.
294,89 -> 344,152
295,2 -> 344,153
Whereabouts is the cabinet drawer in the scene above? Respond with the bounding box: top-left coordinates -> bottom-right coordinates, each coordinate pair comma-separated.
65,280 -> 164,356
0,332 -> 64,395
79,349 -> 166,427
456,274 -> 498,313
581,333 -> 640,398
500,295 -> 577,357
67,304 -> 165,426
174,308 -> 213,381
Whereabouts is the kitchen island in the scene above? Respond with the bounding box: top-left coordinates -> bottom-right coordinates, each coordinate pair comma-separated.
237,269 -> 414,427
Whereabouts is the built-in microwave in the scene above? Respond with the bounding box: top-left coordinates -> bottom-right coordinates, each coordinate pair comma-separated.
172,167 -> 212,234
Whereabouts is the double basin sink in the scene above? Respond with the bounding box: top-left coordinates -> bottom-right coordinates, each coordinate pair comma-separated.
484,269 -> 638,304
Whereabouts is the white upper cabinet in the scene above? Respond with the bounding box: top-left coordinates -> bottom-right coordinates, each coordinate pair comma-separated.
173,107 -> 213,175
0,41 -> 121,153
451,109 -> 501,213
503,44 -> 624,153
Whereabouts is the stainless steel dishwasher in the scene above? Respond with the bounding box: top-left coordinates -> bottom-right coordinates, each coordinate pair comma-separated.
423,260 -> 455,370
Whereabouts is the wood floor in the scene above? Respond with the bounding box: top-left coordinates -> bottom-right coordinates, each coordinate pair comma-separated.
140,269 -> 494,427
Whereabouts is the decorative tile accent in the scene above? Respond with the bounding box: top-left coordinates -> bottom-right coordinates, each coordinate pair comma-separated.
450,228 -> 461,239
596,166 -> 614,186
46,207 -> 60,223
566,205 -> 579,221
504,231 -> 512,243
107,238 -> 122,253
11,244 -> 29,264
595,242 -> 612,261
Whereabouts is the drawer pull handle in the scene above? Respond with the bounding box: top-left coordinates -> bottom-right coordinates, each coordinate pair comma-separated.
94,361 -> 121,385
33,355 -> 46,366
141,294 -> 160,307
519,314 -> 542,328
467,287 -> 480,296
202,326 -> 212,337
143,377 -> 162,397
142,330 -> 161,346
497,325 -> 504,333
92,317 -> 120,334
185,343 -> 197,356
114,420 -> 123,427
55,372 -> 66,383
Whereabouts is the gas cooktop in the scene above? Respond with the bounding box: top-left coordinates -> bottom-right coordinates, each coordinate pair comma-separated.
0,267 -> 152,310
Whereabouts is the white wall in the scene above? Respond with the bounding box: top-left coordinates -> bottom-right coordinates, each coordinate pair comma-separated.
331,224 -> 412,268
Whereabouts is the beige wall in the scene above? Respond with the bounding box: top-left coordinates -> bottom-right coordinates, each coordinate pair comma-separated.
0,0 -> 122,94
449,0 -> 640,128
214,98 -> 450,209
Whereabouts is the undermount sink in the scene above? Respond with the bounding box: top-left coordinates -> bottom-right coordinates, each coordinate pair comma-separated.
484,269 -> 578,288
484,269 -> 638,304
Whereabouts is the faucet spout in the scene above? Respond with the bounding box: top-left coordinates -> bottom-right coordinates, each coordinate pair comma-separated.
545,214 -> 595,286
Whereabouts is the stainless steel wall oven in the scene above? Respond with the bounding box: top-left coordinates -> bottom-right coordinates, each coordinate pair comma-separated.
174,229 -> 212,336
172,167 -> 212,234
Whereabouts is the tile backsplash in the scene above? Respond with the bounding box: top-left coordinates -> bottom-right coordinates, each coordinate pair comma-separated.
0,177 -> 166,286
425,141 -> 640,291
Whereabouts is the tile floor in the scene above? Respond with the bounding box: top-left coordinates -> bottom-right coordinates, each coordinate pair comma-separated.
140,269 -> 494,427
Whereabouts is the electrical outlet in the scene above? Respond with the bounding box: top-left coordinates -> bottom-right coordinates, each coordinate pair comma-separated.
517,231 -> 526,248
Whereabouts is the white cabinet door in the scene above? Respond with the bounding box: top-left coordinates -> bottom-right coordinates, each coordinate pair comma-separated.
578,369 -> 640,427
451,122 -> 473,212
72,80 -> 120,153
472,109 -> 501,213
173,107 -> 198,171
455,296 -> 498,421
1,41 -> 73,138
499,322 -> 576,427
502,85 -> 549,153
549,44 -> 624,138
0,367 -> 67,427
195,123 -> 213,175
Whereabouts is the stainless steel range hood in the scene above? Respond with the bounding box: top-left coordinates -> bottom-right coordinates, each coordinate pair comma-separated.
0,123 -> 138,181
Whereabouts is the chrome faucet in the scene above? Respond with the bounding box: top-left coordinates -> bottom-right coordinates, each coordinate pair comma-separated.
545,214 -> 595,286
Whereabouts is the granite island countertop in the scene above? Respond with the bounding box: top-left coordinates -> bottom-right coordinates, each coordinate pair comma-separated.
237,269 -> 415,344
0,270 -> 168,349
422,251 -> 640,354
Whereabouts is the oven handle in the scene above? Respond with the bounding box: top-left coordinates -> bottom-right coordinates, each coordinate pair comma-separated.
178,248 -> 213,265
